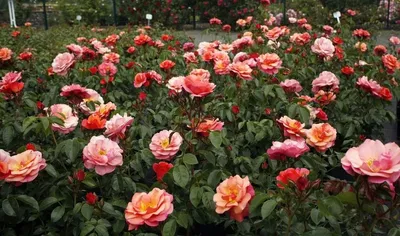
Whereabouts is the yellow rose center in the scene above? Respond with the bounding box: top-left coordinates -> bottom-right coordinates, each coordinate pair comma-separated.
366,157 -> 380,172
160,139 -> 170,149
98,149 -> 107,156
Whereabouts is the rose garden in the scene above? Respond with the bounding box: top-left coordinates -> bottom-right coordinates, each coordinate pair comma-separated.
0,0 -> 400,235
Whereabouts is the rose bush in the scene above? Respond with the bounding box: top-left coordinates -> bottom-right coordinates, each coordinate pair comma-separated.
0,5 -> 400,236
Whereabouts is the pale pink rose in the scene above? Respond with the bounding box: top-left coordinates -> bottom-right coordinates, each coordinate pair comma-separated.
104,113 -> 134,142
66,44 -> 83,58
214,60 -> 230,75
91,40 -> 104,50
182,75 -> 216,97
0,150 -> 46,184
312,71 -> 340,93
95,102 -> 117,118
102,52 -> 120,64
311,37 -> 335,58
213,175 -> 255,222
277,116 -> 306,140
76,37 -> 87,43
184,52 -> 198,64
228,62 -> 253,80
98,62 -> 117,76
125,188 -> 174,230
213,51 -> 230,62
257,53 -> 282,75
390,36 -> 400,46
149,130 -> 183,160
190,69 -> 211,81
306,123 -> 336,152
302,24 -> 312,31
154,40 -> 165,48
83,135 -> 123,175
219,44 -> 233,52
246,16 -> 253,24
236,19 -> 247,27
48,104 -> 79,134
267,139 -> 310,160
266,27 -> 284,41
97,47 -> 111,54
51,53 -> 75,76
341,139 -> 400,183
356,76 -> 382,96
167,76 -> 185,93
280,79 -> 303,93
210,17 -> 222,25
231,37 -> 254,50
289,17 -> 297,24
79,89 -> 104,115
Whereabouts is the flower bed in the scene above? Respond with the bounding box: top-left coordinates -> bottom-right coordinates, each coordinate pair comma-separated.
1,6 -> 400,235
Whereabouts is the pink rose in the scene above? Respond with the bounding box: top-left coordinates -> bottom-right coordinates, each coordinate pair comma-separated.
48,104 -> 79,134
356,76 -> 381,94
389,36 -> 400,46
98,62 -> 117,77
311,37 -> 335,58
311,71 -> 340,93
267,139 -> 310,160
166,76 -> 185,93
290,32 -> 311,46
60,84 -> 91,104
214,60 -> 230,75
306,123 -> 337,152
341,139 -> 400,183
184,52 -> 198,64
277,116 -> 306,140
79,89 -> 104,115
133,73 -> 147,88
182,75 -> 216,97
149,130 -> 183,160
257,53 -> 282,75
0,150 -> 46,184
102,52 -> 120,64
266,27 -> 284,41
228,62 -> 253,80
104,113 -> 134,142
213,175 -> 255,222
66,44 -> 83,58
280,79 -> 303,93
51,53 -> 75,76
125,188 -> 174,230
83,135 -> 123,175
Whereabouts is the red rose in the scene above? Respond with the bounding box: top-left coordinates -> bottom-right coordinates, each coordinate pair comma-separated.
88,66 -> 98,75
265,108 -> 271,115
378,87 -> 392,101
74,169 -> 85,181
159,60 -> 175,70
332,37 -> 343,45
86,192 -> 98,205
231,105 -> 240,115
26,143 -> 36,151
153,162 -> 173,181
341,66 -> 354,76
36,101 -> 45,110
139,92 -> 147,101
316,108 -> 328,121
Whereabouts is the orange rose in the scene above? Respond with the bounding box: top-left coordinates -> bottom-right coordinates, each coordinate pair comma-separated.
0,48 -> 13,62
382,54 -> 400,74
134,34 -> 152,46
277,116 -> 306,140
228,62 -> 253,80
159,60 -> 176,70
306,123 -> 337,152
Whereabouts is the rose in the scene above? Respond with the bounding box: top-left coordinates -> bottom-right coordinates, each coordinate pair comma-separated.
98,62 -> 117,77
152,162 -> 173,181
166,76 -> 185,93
193,118 -> 224,136
125,188 -> 174,230
51,52 -> 75,76
149,130 -> 183,160
276,168 -> 310,191
289,32 -> 311,45
48,104 -> 79,134
277,116 -> 306,140
133,73 -> 148,88
311,71 -> 340,93
159,60 -> 176,70
382,54 -> 400,74
182,75 -> 216,97
306,123 -> 337,152
86,192 -> 98,205
60,84 -> 91,104
102,52 -> 120,64
213,175 -> 255,222
66,44 -> 83,58
104,113 -> 134,142
134,34 -> 152,46
280,79 -> 303,93
341,139 -> 400,183
0,47 -> 13,62
389,36 -> 400,46
311,37 -> 335,58
82,135 -> 123,175
0,150 -> 46,184
228,62 -> 253,80
257,53 -> 282,75
81,114 -> 106,130
267,139 -> 310,160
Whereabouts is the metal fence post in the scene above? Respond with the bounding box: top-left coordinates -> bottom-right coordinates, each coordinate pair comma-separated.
42,0 -> 48,30
282,0 -> 287,25
387,0 -> 391,29
112,0 -> 117,25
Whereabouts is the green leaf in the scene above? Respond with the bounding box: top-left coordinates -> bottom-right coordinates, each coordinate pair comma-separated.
317,196 -> 343,217
183,153 -> 198,165
162,219 -> 177,236
113,220 -> 125,233
45,164 -> 59,178
81,203 -> 93,220
2,126 -> 14,146
388,228 -> 400,236
51,205 -> 65,222
72,203 -> 82,215
173,165 -> 190,188
189,186 -> 203,207
274,86 -> 287,101
207,170 -> 222,188
40,197 -> 59,211
209,131 -> 222,148
2,199 -> 16,216
261,199 -> 277,219
65,138 -> 82,163
201,192 -> 215,210
22,116 -> 37,131
298,106 -> 310,124
345,124 -> 355,138
102,202 -> 116,216
336,192 -> 357,206
16,195 -> 39,211
310,209 -> 324,225
82,178 -> 97,188
80,224 -> 95,236
176,212 -> 190,229
95,225 -> 109,236
39,117 -> 50,131
249,193 -> 269,214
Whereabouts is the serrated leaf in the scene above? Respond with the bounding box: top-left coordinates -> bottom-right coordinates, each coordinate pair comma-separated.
95,225 -> 109,236
51,205 -> 65,222
65,139 -> 82,163
173,165 -> 190,188
209,131 -> 222,148
261,199 -> 277,219
40,197 -> 59,211
45,164 -> 59,178
176,212 -> 190,228
82,178 -> 97,188
298,106 -> 310,124
162,219 -> 177,236
80,224 -> 95,236
311,208 -> 324,225
249,193 -> 269,214
207,170 -> 222,188
2,199 -> 16,216
183,153 -> 198,165
81,203 -> 93,220
189,186 -> 203,207
16,195 -> 39,211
